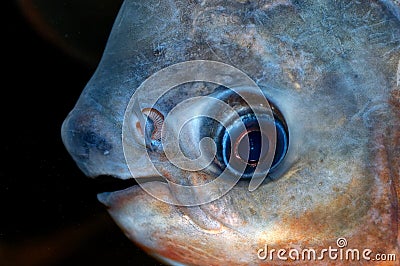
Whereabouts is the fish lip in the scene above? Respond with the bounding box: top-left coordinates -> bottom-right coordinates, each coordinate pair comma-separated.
97,191 -> 113,207
96,178 -> 226,232
91,173 -> 167,200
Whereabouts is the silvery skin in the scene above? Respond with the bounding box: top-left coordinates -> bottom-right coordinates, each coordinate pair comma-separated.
62,1 -> 400,265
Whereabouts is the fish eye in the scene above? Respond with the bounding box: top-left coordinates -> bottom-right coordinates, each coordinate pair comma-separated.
218,102 -> 288,179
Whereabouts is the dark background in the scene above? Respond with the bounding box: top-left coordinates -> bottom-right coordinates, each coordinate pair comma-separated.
2,1 -> 162,265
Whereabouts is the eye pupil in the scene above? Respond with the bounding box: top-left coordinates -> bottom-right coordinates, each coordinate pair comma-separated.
236,130 -> 268,165
220,107 -> 288,179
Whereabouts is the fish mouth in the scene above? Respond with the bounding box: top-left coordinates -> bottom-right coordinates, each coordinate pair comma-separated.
95,179 -> 233,265
88,175 -> 138,194
96,175 -> 227,233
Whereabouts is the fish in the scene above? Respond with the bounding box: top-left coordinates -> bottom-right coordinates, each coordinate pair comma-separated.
61,0 -> 400,265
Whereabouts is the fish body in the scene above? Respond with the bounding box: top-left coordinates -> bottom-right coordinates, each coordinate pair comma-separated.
62,0 -> 400,265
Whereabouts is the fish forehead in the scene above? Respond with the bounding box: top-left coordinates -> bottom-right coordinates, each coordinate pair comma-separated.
63,0 -> 400,264
91,0 -> 400,100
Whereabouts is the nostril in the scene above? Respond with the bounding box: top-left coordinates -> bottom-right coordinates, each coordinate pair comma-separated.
61,109 -> 130,178
82,131 -> 112,156
61,112 -> 112,160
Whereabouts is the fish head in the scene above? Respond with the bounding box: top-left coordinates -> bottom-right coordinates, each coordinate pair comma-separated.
61,0 -> 400,265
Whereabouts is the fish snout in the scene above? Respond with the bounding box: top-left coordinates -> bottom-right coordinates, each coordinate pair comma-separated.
61,104 -> 130,178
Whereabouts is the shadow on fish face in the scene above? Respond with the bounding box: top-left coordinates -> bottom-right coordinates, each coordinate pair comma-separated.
61,0 -> 400,265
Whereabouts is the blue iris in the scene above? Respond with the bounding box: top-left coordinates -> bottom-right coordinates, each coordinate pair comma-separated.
222,114 -> 288,177
270,118 -> 288,172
